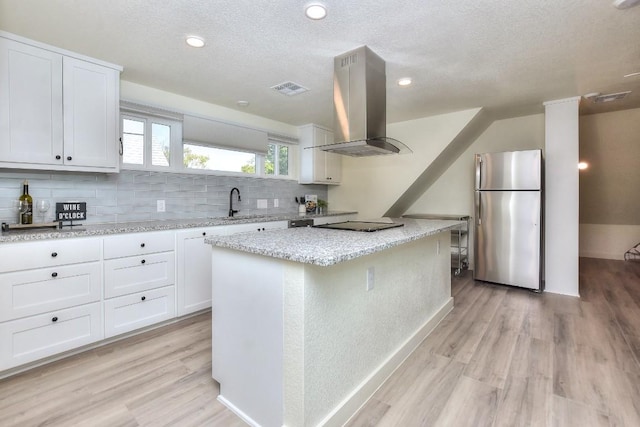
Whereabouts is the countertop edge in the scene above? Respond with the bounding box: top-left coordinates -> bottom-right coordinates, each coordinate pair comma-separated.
207,220 -> 463,266
0,211 -> 357,243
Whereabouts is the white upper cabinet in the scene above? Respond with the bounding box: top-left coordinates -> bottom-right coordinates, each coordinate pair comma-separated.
0,38 -> 64,165
0,32 -> 122,172
298,124 -> 342,185
63,57 -> 119,169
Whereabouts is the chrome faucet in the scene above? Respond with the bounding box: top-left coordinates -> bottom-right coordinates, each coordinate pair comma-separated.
229,187 -> 241,217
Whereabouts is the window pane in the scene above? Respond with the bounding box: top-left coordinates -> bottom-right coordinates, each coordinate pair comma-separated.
152,123 -> 171,167
278,145 -> 289,175
184,143 -> 256,173
265,143 -> 275,175
122,118 -> 144,165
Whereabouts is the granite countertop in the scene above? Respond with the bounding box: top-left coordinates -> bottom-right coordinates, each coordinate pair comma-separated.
205,218 -> 463,266
0,211 -> 357,244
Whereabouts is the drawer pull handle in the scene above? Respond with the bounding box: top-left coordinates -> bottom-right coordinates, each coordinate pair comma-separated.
51,272 -> 58,278
51,252 -> 58,258
141,296 -> 146,301
140,243 -> 145,248
141,259 -> 146,264
52,316 -> 58,322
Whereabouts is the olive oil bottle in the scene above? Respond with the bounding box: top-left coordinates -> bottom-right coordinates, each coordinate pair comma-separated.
19,180 -> 33,224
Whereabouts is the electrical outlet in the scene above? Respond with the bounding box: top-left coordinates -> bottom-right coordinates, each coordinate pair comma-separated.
257,199 -> 268,209
366,266 -> 375,291
273,198 -> 279,208
157,200 -> 165,212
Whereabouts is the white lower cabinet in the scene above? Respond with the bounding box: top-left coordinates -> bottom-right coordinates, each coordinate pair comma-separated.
175,221 -> 288,317
0,262 -> 102,322
104,286 -> 176,338
104,252 -> 175,298
0,302 -> 103,370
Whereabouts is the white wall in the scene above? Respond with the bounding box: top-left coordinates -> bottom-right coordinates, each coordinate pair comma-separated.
544,97 -> 581,297
579,107 -> 640,260
328,108 -> 482,218
121,80 -> 297,137
406,113 -> 545,269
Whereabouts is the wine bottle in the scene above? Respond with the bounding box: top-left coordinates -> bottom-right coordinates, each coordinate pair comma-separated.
19,180 -> 33,224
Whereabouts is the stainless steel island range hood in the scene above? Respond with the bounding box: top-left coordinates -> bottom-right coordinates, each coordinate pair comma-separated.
314,46 -> 411,157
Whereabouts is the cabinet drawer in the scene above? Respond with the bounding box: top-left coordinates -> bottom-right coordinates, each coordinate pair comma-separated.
104,286 -> 176,338
0,302 -> 103,371
103,230 -> 175,259
0,238 -> 101,273
0,262 -> 102,322
104,252 -> 175,298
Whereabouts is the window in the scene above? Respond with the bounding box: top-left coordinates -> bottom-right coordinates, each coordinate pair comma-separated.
120,103 -> 297,178
265,141 -> 291,177
121,113 -> 182,170
183,143 -> 256,174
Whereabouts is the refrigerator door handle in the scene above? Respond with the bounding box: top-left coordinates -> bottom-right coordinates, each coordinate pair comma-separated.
475,192 -> 481,225
475,154 -> 482,190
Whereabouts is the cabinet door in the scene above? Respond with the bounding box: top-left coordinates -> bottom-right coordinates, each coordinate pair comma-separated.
176,228 -> 214,316
63,57 -> 119,169
312,126 -> 329,182
104,286 -> 176,338
0,38 -> 64,165
325,150 -> 342,184
0,302 -> 102,371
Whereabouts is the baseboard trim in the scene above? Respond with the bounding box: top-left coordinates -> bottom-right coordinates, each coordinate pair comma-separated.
579,251 -> 624,260
318,297 -> 455,427
217,395 -> 262,427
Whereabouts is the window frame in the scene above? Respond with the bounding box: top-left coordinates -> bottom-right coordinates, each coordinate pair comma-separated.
120,112 -> 183,172
264,140 -> 294,179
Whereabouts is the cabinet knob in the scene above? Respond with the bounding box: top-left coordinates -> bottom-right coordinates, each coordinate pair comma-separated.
51,272 -> 58,278
202,232 -> 206,236
52,316 -> 58,322
67,156 -> 72,161
51,252 -> 58,258
262,228 -> 265,231
141,259 -> 146,264
140,243 -> 145,248
141,296 -> 146,301
55,155 -> 61,160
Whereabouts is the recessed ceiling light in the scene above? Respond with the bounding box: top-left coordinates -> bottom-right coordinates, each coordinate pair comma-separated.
305,4 -> 327,20
237,100 -> 250,108
578,162 -> 589,170
186,36 -> 205,48
397,77 -> 412,87
624,72 -> 640,78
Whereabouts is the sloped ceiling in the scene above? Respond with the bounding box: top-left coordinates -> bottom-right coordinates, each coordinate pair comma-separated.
0,0 -> 639,128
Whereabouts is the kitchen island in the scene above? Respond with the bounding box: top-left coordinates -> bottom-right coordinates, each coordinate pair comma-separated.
205,218 -> 462,427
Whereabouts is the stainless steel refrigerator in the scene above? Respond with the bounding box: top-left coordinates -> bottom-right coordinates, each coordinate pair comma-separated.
473,149 -> 543,291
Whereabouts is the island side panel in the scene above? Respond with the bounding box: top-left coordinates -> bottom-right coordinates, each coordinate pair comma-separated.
211,247 -> 284,427
301,232 -> 451,426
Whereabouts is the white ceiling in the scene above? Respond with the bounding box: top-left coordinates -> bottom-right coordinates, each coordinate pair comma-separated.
1,0 -> 639,128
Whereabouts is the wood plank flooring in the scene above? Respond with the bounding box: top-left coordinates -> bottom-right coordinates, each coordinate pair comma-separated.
1,258 -> 639,426
348,258 -> 640,427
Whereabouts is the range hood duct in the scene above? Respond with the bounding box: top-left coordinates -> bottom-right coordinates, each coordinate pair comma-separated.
314,46 -> 412,157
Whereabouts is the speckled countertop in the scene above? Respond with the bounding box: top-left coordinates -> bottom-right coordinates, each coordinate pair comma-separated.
205,218 -> 463,266
0,211 -> 357,243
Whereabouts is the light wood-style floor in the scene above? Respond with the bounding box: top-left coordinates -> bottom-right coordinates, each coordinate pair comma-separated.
1,258 -> 639,426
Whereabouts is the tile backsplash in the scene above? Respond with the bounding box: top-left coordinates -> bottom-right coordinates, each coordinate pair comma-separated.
0,169 -> 327,225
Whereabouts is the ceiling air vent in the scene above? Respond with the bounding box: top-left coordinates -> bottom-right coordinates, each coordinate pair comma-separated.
592,91 -> 631,103
271,81 -> 309,96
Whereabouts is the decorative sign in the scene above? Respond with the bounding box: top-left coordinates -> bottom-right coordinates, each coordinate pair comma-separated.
56,202 -> 87,222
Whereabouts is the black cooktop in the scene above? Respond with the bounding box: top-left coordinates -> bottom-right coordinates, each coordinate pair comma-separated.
313,221 -> 404,232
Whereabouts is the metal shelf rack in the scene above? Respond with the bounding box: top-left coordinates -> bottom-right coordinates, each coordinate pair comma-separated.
403,214 -> 470,276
